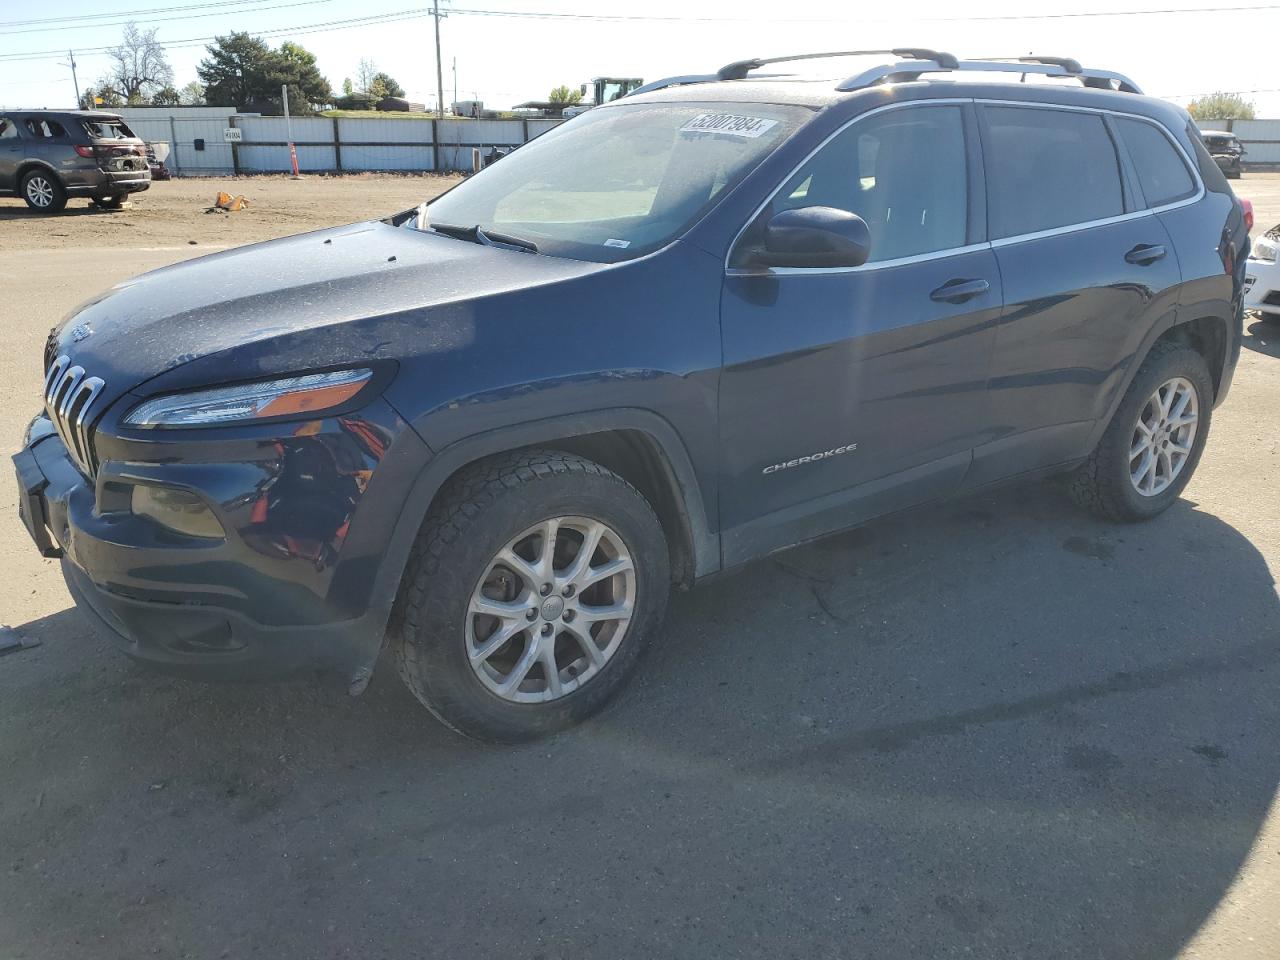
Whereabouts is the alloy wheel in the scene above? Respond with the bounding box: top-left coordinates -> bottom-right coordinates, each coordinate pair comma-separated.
466,516 -> 636,703
25,176 -> 54,208
1129,376 -> 1199,497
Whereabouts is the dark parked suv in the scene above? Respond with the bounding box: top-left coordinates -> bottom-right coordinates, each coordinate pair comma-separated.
0,110 -> 151,212
13,51 -> 1248,740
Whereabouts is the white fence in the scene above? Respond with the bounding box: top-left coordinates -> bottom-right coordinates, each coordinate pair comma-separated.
116,107 -> 562,176
1213,119 -> 1280,165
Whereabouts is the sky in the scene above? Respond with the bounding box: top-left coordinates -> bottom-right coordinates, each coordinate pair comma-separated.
3,0 -> 1280,115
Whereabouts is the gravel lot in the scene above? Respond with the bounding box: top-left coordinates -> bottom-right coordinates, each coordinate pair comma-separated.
1,173 -> 1278,960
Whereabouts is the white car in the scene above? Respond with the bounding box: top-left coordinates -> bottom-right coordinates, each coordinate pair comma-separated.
1245,225 -> 1280,320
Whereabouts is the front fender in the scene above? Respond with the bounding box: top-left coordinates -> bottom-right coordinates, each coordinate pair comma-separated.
355,407 -> 721,679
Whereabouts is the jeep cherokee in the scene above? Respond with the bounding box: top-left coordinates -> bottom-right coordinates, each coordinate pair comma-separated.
12,51 -> 1248,741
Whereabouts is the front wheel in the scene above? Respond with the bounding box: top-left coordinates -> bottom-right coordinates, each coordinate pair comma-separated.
392,450 -> 670,741
20,170 -> 66,213
1067,340 -> 1213,522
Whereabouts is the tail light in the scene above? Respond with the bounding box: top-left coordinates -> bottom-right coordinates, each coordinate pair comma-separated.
1241,198 -> 1254,232
73,145 -> 95,158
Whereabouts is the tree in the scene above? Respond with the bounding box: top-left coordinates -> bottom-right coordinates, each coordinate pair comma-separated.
81,84 -> 123,109
1187,91 -> 1256,121
103,22 -> 173,104
151,84 -> 181,106
179,81 -> 206,106
548,85 -> 583,106
274,40 -> 332,111
356,58 -> 378,94
372,72 -> 404,98
197,33 -> 330,112
198,32 -> 274,108
342,77 -> 354,96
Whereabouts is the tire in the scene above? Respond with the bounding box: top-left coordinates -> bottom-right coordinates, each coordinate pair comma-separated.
1067,340 -> 1213,522
392,449 -> 670,742
20,169 -> 66,213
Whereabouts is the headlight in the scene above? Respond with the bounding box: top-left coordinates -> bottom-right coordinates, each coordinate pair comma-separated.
123,368 -> 373,428
1251,237 -> 1278,263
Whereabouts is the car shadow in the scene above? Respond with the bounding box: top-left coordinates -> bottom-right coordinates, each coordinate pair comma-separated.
1,482 -> 1277,959
0,201 -> 123,220
1243,314 -> 1280,357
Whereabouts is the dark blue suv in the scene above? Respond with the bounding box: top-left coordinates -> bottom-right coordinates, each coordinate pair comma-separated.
13,51 -> 1248,740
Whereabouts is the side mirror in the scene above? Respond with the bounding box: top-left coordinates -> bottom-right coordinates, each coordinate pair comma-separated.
759,206 -> 871,269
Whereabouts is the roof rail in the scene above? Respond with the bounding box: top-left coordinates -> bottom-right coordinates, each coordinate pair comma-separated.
628,50 -> 1141,99
835,57 -> 1142,94
629,49 -> 960,97
715,48 -> 959,81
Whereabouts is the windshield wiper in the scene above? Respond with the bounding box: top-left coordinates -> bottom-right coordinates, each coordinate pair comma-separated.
429,222 -> 539,254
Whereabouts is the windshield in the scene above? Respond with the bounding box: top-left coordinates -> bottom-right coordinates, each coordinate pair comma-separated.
422,101 -> 812,262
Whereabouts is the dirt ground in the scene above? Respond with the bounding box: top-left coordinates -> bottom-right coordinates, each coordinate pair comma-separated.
0,173 -> 463,251
0,173 -> 1279,960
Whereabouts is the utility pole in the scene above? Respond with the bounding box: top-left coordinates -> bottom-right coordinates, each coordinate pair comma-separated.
432,0 -> 445,119
64,50 -> 81,108
452,56 -> 457,116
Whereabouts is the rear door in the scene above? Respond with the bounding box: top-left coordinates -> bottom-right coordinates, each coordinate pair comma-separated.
718,101 -> 1003,563
965,103 -> 1183,487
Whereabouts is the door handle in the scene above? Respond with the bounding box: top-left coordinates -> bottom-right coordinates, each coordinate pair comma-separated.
929,278 -> 990,304
1125,243 -> 1167,266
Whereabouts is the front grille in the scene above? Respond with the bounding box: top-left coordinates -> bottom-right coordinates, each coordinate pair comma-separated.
44,354 -> 105,478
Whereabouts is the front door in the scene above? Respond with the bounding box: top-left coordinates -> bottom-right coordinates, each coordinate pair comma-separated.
718,102 -> 1003,565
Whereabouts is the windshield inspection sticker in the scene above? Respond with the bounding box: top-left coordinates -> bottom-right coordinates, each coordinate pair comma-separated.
680,113 -> 778,139
603,238 -> 631,248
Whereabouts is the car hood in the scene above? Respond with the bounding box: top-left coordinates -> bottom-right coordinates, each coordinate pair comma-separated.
48,220 -> 607,403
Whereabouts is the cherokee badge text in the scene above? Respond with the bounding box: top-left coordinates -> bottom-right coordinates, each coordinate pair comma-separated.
762,443 -> 859,475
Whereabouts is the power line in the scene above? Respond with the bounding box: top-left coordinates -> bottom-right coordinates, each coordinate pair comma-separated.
6,1 -> 1280,65
0,0 -> 321,28
4,0 -> 336,36
445,2 -> 1280,23
0,8 -> 431,62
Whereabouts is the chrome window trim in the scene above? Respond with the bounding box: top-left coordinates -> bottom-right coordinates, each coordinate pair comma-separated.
728,241 -> 993,277
725,96 -> 1204,276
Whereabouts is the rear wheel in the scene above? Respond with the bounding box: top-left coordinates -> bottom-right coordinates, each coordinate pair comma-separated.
392,450 -> 670,741
1067,341 -> 1213,522
20,170 -> 66,213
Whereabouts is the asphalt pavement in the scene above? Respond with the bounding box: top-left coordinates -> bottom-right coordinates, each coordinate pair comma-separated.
1,177 -> 1278,959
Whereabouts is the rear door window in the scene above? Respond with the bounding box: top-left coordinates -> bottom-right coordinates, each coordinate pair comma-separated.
768,104 -> 969,263
981,106 -> 1125,239
23,118 -> 66,138
1115,117 -> 1196,207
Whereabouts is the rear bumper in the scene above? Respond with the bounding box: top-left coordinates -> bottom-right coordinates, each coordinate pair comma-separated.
62,167 -> 151,196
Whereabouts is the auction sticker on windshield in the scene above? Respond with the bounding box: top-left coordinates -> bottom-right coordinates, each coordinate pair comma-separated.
680,114 -> 779,138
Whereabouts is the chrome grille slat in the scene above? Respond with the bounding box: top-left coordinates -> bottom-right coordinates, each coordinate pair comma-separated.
43,354 -> 105,479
